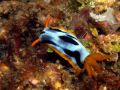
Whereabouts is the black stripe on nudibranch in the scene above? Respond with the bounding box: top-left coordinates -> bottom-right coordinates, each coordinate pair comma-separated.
49,28 -> 63,32
63,48 -> 74,56
40,31 -> 45,34
59,36 -> 79,45
66,34 -> 76,39
63,49 -> 83,68
74,51 -> 83,68
41,35 -> 57,46
41,39 -> 57,46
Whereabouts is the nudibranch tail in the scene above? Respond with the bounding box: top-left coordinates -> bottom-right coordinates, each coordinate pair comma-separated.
44,16 -> 53,27
31,39 -> 41,47
84,53 -> 112,77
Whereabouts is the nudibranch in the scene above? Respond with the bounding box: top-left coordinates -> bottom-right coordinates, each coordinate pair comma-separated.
31,16 -> 111,77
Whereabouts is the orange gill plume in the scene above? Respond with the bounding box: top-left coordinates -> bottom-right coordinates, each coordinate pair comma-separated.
84,53 -> 113,77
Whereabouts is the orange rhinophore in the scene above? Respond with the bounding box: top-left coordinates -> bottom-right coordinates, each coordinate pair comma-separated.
31,39 -> 41,47
44,15 -> 53,27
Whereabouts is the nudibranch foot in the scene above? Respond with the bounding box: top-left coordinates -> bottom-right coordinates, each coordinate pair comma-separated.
48,45 -> 81,75
84,53 -> 111,77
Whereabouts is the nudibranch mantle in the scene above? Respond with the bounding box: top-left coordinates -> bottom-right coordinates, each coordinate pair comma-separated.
39,27 -> 90,67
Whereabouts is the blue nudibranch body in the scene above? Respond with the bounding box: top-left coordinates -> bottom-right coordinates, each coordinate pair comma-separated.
39,27 -> 90,67
32,16 -> 111,77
